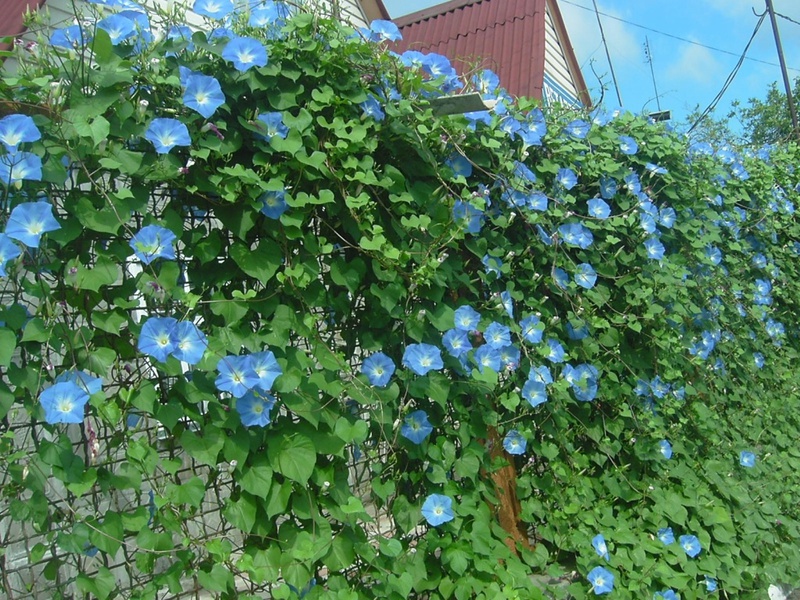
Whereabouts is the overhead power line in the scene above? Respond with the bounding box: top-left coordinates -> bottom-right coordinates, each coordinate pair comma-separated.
689,13 -> 767,133
775,11 -> 800,27
591,0 -> 623,106
559,0 -> 800,74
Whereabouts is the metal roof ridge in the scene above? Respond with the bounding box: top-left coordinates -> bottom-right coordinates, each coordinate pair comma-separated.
394,0 -> 485,28
399,8 -> 540,51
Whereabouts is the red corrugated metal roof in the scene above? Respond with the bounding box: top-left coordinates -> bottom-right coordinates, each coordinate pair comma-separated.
0,0 -> 46,52
393,0 -> 582,103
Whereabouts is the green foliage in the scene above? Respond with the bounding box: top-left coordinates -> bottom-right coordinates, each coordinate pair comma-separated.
2,2 -> 800,599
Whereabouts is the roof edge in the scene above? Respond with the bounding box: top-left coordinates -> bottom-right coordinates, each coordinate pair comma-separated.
360,0 -> 391,21
395,0 -> 483,28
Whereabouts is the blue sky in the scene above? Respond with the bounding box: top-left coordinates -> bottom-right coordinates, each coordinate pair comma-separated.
381,0 -> 800,127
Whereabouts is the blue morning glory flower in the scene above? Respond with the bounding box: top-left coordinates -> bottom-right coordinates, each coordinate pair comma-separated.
618,135 -> 638,155
754,353 -> 765,369
484,322 -> 511,349
5,201 -> 60,248
545,338 -> 565,363
138,317 -> 178,362
558,223 -> 593,249
0,151 -> 42,185
249,1 -> 289,27
659,440 -> 673,459
183,74 -> 226,118
592,533 -> 609,561
192,0 -> 234,19
366,19 -> 402,42
360,95 -> 385,122
518,109 -> 547,145
556,266 -> 571,288
171,321 -> 208,365
236,390 -> 276,427
705,245 -> 722,265
445,153 -> 472,178
145,118 -> 191,154
658,527 -> 675,545
442,328 -> 471,358
503,430 -> 526,455
55,370 -> 102,395
650,376 -> 670,398
765,318 -> 785,340
259,189 -> 288,219
256,112 -> 289,141
646,162 -> 668,175
421,494 -> 454,526
167,25 -> 194,51
588,198 -> 610,219
754,278 -> 772,296
566,321 -> 589,340
644,237 -> 665,260
587,566 -> 614,595
0,234 -> 21,276
536,224 -> 554,246
528,191 -> 548,211
530,365 -> 553,385
39,381 -> 89,424
50,24 -> 91,49
401,410 -> 433,444
361,352 -> 395,387
599,176 -> 617,199
250,350 -> 282,391
563,363 -> 599,401
216,355 -> 261,398
520,315 -> 544,344
454,305 -> 481,331
482,254 -> 502,277
500,290 -> 514,318
499,344 -> 520,370
474,345 -> 502,373
679,534 -> 702,558
654,590 -> 679,600
452,200 -> 483,234
739,451 -> 756,467
55,369 -> 103,396
472,69 -> 499,95
97,14 -> 137,45
130,224 -> 176,264
222,36 -> 268,71
512,160 -> 537,183
564,119 -> 590,139
0,114 -> 40,151
659,206 -> 676,228
705,576 -> 717,592
522,379 -> 547,407
624,172 -> 642,194
556,167 -> 578,191
420,52 -> 453,78
574,263 -> 597,289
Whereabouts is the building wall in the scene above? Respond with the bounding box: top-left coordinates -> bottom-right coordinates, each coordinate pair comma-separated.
543,2 -> 581,106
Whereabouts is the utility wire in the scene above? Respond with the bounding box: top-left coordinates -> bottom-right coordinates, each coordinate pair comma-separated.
560,0 -> 800,73
591,0 -> 623,106
689,13 -> 767,132
775,11 -> 800,27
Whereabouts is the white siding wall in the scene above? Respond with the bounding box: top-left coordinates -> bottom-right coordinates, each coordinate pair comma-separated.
543,4 -> 580,104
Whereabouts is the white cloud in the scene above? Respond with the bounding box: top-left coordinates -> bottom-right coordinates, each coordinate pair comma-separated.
560,1 -> 640,68
560,1 -> 646,106
665,43 -> 723,86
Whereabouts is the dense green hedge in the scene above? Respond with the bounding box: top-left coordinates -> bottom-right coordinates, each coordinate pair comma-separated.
1,1 -> 800,598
